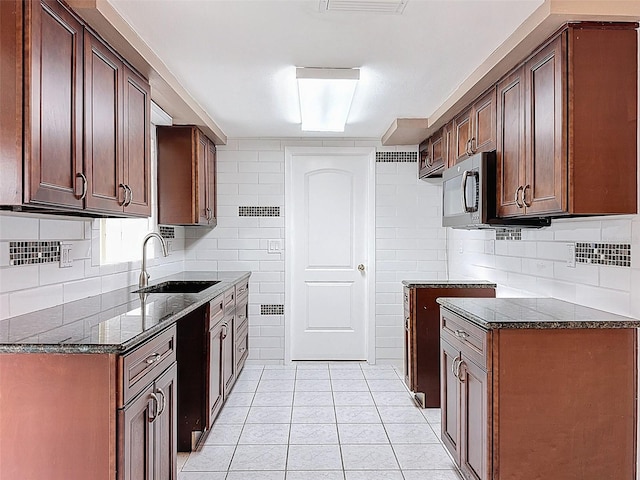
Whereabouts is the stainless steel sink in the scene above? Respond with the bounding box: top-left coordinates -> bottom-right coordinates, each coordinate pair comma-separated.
133,280 -> 220,294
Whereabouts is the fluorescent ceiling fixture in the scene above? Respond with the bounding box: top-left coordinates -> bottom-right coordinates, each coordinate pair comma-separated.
296,67 -> 360,132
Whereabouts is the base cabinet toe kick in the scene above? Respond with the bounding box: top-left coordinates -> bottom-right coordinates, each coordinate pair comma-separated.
438,299 -> 638,480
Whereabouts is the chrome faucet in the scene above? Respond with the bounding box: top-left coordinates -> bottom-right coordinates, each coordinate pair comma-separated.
139,232 -> 169,289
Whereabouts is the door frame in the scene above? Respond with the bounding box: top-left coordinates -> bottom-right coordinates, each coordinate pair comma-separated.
284,146 -> 376,364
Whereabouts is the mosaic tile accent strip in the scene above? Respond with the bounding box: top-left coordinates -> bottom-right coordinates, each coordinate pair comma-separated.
375,151 -> 417,163
239,206 -> 281,217
576,242 -> 631,267
495,228 -> 522,241
261,304 -> 284,315
159,226 -> 175,239
9,241 -> 61,266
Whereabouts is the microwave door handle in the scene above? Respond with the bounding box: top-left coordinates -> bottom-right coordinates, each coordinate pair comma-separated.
461,170 -> 475,213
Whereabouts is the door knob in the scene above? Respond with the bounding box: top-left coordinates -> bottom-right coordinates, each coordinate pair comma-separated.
358,264 -> 365,272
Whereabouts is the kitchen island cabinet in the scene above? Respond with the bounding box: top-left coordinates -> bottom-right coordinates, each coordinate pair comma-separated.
402,281 -> 495,408
438,297 -> 638,480
0,271 -> 250,480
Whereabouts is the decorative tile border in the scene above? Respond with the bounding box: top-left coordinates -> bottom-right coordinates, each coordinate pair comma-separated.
239,206 -> 280,217
495,228 -> 522,241
576,242 -> 631,267
375,151 -> 417,163
9,241 -> 61,266
159,226 -> 175,239
261,304 -> 284,315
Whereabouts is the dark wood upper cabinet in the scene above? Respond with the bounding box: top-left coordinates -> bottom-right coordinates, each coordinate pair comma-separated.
123,66 -> 152,217
497,24 -> 637,218
157,126 -> 217,227
0,0 -> 150,217
84,30 -> 124,214
451,88 -> 496,166
419,126 -> 447,179
24,0 -> 85,209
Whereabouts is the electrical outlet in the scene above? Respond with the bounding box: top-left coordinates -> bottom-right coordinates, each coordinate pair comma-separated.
59,242 -> 73,268
566,243 -> 576,268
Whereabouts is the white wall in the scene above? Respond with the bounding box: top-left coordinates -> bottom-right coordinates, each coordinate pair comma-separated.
0,125 -> 185,320
184,138 -> 447,366
448,216 -> 640,317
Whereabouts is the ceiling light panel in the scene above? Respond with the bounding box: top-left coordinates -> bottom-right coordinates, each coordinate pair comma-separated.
319,0 -> 408,14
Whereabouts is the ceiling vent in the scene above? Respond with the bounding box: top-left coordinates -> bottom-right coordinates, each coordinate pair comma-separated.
319,0 -> 408,14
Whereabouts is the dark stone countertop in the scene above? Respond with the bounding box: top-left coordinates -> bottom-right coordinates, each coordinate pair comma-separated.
436,297 -> 640,330
0,271 -> 251,354
402,280 -> 497,289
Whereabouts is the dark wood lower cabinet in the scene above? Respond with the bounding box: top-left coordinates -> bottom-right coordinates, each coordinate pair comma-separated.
208,317 -> 225,428
440,307 -> 637,480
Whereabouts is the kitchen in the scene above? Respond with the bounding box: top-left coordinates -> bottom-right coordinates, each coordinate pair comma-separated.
1,0 -> 640,479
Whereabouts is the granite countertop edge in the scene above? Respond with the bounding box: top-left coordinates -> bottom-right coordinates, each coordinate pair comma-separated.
402,280 -> 497,288
436,297 -> 640,330
0,271 -> 251,355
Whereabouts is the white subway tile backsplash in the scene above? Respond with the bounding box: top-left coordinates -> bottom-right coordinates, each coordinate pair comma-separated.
0,294 -> 9,319
63,277 -> 102,303
39,262 -> 84,286
0,265 -> 39,292
239,139 -> 282,151
0,214 -> 39,240
599,265 -> 631,291
601,218 -> 633,242
40,218 -> 86,240
552,220 -> 602,242
9,284 -> 63,317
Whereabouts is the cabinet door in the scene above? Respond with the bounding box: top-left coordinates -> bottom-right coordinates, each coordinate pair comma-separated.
207,322 -> 224,428
459,357 -> 490,480
84,30 -> 124,214
496,66 -> 527,217
195,130 -> 209,225
119,384 -> 154,480
154,363 -> 177,480
24,0 -> 84,209
205,139 -> 217,226
418,139 -> 430,177
472,88 -> 496,154
524,33 -> 566,215
452,107 -> 472,164
123,66 -> 151,217
440,339 -> 460,462
443,121 -> 454,168
222,316 -> 235,396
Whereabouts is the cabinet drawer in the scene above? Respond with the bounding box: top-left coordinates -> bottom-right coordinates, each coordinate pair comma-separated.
209,294 -> 225,329
120,326 -> 177,407
224,287 -> 235,311
236,322 -> 249,370
440,309 -> 490,370
235,300 -> 248,334
236,279 -> 249,304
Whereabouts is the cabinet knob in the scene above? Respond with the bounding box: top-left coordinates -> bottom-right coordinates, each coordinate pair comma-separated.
145,352 -> 161,365
454,329 -> 469,339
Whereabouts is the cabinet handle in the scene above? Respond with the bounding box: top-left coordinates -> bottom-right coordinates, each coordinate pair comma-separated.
149,392 -> 160,423
514,186 -> 524,208
457,360 -> 466,383
76,173 -> 88,200
119,184 -> 128,206
454,329 -> 469,339
426,152 -> 433,167
405,317 -> 410,332
470,137 -> 476,154
125,185 -> 133,206
523,184 -> 532,207
145,353 -> 161,365
221,323 -> 228,340
451,354 -> 461,377
155,387 -> 166,417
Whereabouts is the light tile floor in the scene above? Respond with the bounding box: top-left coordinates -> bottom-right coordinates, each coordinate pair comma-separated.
178,362 -> 463,480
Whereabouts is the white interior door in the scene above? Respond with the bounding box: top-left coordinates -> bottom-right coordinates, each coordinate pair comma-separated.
286,148 -> 374,361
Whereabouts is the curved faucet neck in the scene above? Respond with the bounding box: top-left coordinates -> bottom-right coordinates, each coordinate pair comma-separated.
139,232 -> 169,289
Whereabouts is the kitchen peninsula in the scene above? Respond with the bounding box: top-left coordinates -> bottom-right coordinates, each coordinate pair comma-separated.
0,271 -> 250,480
438,297 -> 639,480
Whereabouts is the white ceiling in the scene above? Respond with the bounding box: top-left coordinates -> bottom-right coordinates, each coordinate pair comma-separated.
110,0 -> 544,139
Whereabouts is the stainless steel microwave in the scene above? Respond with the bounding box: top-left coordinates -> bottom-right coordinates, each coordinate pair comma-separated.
442,152 -> 550,229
